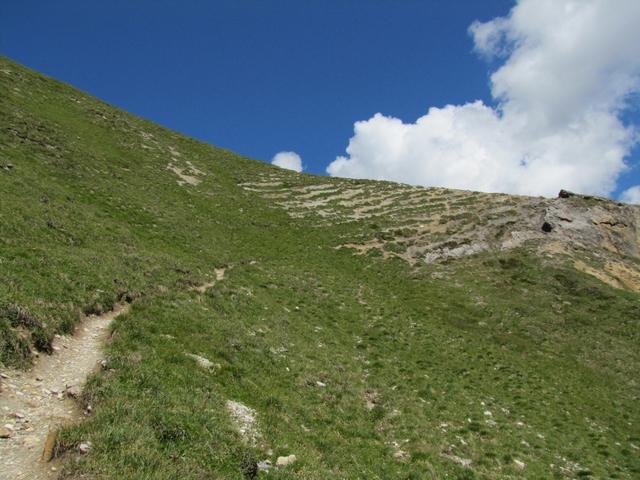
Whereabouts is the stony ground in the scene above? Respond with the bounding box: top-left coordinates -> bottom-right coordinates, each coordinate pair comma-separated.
0,304 -> 128,479
240,174 -> 640,291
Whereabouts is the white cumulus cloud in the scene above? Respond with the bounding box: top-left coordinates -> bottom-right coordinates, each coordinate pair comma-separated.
620,185 -> 640,204
271,151 -> 303,172
327,0 -> 640,197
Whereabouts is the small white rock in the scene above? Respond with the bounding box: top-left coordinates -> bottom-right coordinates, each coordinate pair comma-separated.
393,449 -> 410,460
186,353 -> 219,370
276,454 -> 297,467
446,454 -> 472,468
78,442 -> 92,454
514,459 -> 525,470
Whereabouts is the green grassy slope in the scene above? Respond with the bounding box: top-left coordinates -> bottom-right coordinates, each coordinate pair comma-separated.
1,56 -> 639,479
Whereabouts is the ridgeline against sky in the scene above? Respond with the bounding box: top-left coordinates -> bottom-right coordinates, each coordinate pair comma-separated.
1,0 -> 639,201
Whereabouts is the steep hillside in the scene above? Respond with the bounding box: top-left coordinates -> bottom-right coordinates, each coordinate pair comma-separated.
1,56 -> 639,479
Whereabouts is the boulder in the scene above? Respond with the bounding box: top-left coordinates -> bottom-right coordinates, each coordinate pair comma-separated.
558,189 -> 575,198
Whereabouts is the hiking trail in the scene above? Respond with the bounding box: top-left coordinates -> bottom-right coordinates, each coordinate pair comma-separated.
0,304 -> 129,480
0,268 -> 229,480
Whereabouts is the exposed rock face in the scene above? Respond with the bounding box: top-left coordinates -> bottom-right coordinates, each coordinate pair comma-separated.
424,241 -> 490,263
544,196 -> 640,259
240,174 -> 640,291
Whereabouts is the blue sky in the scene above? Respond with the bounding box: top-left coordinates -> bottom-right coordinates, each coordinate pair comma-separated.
2,1 -> 639,200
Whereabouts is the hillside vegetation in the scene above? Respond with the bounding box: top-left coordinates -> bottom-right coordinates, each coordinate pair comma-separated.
1,56 -> 639,479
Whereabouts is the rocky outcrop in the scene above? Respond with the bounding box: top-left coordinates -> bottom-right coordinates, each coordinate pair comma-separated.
239,171 -> 640,291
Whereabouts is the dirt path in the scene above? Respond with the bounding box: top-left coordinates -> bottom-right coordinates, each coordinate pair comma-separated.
191,267 -> 227,293
0,303 -> 129,480
0,268 -> 229,479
